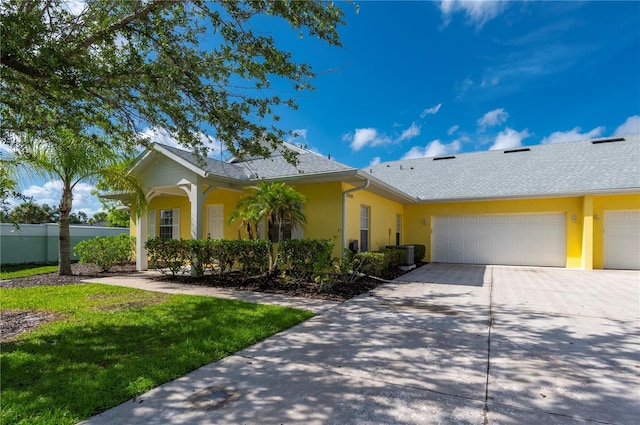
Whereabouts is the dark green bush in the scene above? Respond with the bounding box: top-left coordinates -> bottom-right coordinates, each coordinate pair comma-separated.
145,238 -> 190,276
351,248 -> 405,278
380,248 -> 406,269
74,234 -> 135,272
413,244 -> 426,263
145,238 -> 269,277
278,239 -> 334,280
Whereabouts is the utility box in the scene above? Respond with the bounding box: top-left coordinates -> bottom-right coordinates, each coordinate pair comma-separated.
386,245 -> 415,266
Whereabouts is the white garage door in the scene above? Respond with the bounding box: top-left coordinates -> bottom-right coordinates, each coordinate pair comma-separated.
432,213 -> 566,267
604,210 -> 640,270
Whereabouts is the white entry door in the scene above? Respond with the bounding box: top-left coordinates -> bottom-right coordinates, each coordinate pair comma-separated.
604,210 -> 640,270
432,213 -> 566,267
207,204 -> 224,239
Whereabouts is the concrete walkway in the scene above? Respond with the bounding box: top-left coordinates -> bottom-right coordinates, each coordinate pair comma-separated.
81,264 -> 640,425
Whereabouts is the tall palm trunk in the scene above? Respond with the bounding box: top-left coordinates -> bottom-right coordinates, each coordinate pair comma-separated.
58,185 -> 73,275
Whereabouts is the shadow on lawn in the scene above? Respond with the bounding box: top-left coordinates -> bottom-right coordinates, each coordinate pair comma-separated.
0,298 -> 311,424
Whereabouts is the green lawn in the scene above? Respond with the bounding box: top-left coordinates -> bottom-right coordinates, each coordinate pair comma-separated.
0,264 -> 59,279
0,284 -> 314,425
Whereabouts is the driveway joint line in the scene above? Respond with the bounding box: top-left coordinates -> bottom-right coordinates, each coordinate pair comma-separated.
483,265 -> 495,425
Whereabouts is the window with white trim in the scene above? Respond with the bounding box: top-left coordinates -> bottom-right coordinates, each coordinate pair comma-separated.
396,214 -> 402,245
159,208 -> 180,239
360,205 -> 370,252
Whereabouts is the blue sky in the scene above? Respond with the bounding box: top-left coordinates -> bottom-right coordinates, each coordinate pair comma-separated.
13,0 -> 640,216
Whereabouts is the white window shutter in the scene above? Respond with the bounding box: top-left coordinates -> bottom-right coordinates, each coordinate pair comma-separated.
172,208 -> 180,239
148,209 -> 156,239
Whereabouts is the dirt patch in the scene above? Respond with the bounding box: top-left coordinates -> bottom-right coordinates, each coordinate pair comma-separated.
0,263 -> 138,289
1,309 -> 59,342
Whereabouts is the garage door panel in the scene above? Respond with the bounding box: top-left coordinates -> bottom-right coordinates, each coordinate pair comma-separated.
604,210 -> 640,270
433,213 -> 566,267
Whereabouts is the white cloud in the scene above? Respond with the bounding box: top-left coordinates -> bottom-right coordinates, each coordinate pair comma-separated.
62,0 -> 87,15
140,127 -> 225,158
420,103 -> 442,118
369,157 -> 381,167
614,115 -> 640,136
402,138 -> 462,159
290,128 -> 308,140
439,0 -> 508,28
541,126 -> 604,144
447,125 -> 459,136
477,108 -> 509,130
397,122 -> 421,142
343,128 -> 391,151
21,180 -> 103,216
490,128 -> 530,150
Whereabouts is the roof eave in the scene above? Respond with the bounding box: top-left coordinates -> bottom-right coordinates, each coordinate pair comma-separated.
415,187 -> 640,204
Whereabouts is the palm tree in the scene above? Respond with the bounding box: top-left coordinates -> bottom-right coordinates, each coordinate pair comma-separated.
6,129 -> 146,275
234,182 -> 306,269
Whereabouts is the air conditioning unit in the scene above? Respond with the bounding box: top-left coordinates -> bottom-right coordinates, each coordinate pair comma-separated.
386,245 -> 415,266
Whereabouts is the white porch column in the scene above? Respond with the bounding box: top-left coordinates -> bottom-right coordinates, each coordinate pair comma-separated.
178,178 -> 204,240
136,212 -> 149,271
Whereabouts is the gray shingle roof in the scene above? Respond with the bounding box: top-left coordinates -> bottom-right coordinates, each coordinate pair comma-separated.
156,142 -> 354,181
158,144 -> 251,180
236,146 -> 355,179
364,135 -> 640,201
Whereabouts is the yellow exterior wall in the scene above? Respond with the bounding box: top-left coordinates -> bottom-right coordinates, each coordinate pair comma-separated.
591,193 -> 640,269
294,182 -> 343,244
404,197 -> 585,268
343,183 -> 405,252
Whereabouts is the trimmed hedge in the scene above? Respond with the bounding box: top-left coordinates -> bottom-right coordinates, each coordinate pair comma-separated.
278,239 -> 334,280
74,234 -> 135,272
352,248 -> 406,277
145,238 -> 269,277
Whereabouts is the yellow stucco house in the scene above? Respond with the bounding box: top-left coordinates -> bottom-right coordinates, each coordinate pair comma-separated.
126,134 -> 640,271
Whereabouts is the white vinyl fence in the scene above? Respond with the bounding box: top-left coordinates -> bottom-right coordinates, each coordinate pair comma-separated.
0,223 -> 129,264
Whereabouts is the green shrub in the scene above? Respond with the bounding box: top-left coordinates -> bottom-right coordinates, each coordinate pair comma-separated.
413,244 -> 426,263
353,252 -> 386,276
380,248 -> 405,269
74,234 -> 135,272
145,238 -> 190,276
145,238 -> 270,278
278,239 -> 334,280
184,239 -> 215,277
234,239 -> 270,276
350,248 -> 405,278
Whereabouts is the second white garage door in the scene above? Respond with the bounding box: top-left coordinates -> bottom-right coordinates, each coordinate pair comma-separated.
432,213 -> 566,267
604,210 -> 640,270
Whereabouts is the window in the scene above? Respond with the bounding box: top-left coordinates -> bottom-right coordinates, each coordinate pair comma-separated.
159,209 -> 180,239
396,214 -> 402,245
269,220 -> 292,242
267,219 -> 302,242
360,205 -> 370,252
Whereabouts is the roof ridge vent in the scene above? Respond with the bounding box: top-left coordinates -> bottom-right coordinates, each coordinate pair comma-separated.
433,155 -> 456,161
504,147 -> 531,153
591,137 -> 625,145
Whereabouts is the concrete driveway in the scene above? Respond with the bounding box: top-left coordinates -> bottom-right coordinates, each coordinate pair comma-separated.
82,264 -> 639,425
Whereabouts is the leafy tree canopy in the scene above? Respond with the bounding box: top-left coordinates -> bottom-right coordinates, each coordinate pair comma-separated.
1,0 -> 349,160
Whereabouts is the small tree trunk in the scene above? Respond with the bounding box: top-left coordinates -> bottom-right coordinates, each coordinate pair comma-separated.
58,186 -> 73,275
